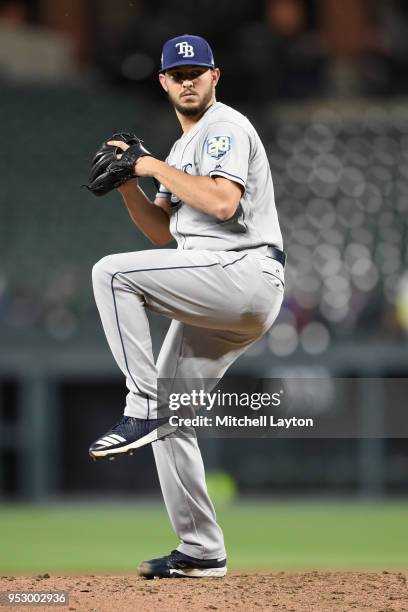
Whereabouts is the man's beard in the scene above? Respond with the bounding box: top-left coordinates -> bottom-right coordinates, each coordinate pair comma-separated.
171,87 -> 214,117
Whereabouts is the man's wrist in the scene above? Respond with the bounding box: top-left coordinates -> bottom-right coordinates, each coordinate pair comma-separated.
135,156 -> 163,178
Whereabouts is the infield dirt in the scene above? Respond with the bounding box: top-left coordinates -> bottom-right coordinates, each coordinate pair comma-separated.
0,571 -> 407,611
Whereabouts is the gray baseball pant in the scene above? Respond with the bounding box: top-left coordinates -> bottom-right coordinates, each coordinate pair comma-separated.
92,246 -> 284,560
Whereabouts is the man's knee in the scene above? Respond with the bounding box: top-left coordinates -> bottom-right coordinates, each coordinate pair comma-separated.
92,254 -> 120,287
92,251 -> 149,288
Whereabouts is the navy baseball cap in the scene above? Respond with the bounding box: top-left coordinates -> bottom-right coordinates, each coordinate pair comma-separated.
160,35 -> 215,73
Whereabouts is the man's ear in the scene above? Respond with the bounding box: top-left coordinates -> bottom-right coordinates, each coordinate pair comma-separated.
212,68 -> 221,86
159,73 -> 168,92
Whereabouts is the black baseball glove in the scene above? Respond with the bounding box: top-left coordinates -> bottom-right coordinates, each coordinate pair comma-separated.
85,132 -> 154,197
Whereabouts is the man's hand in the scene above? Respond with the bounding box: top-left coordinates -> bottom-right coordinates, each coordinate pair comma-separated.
107,140 -> 129,155
106,143 -> 135,196
108,140 -> 156,178
85,132 -> 155,197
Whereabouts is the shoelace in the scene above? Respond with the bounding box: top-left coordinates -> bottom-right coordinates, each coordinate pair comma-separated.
169,550 -> 186,563
111,416 -> 131,431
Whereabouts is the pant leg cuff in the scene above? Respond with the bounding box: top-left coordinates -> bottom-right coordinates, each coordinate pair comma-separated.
176,543 -> 227,561
124,396 -> 157,419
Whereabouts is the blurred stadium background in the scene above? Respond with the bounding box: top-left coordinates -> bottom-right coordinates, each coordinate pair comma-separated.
1,0 -> 408,572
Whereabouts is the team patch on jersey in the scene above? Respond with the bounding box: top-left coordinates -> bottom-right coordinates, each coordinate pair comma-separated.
206,136 -> 231,159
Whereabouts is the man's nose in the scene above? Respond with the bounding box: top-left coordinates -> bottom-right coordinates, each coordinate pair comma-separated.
182,79 -> 194,87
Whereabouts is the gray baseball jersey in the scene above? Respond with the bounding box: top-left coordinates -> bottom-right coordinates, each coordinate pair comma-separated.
156,101 -> 283,251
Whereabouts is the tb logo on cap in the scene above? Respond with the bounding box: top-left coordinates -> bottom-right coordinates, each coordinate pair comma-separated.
175,41 -> 194,58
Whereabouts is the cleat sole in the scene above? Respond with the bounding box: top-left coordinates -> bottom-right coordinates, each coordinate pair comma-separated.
89,422 -> 177,460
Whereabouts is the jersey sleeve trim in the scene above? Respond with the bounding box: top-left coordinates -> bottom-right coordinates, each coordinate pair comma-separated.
209,169 -> 246,188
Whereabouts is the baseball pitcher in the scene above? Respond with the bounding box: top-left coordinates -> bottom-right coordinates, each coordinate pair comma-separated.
86,34 -> 285,579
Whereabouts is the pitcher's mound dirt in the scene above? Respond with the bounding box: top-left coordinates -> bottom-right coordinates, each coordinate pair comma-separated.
0,571 -> 407,611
